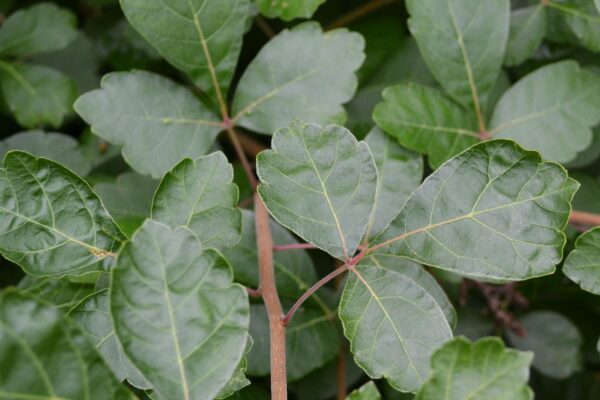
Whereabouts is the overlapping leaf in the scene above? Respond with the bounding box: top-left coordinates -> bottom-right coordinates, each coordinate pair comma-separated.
405,0 -> 509,113
152,151 -> 241,251
547,0 -> 600,52
256,0 -> 326,21
257,121 -> 377,259
232,23 -> 365,134
370,140 -> 578,281
0,290 -> 130,399
0,3 -> 77,57
347,381 -> 380,400
504,5 -> 546,66
120,0 -> 249,98
75,71 -> 223,178
111,220 -> 249,400
0,151 -> 125,277
416,337 -> 533,400
339,264 -> 453,393
373,83 -> 479,169
17,275 -> 95,312
563,227 -> 600,295
490,61 -> 600,163
0,62 -> 77,128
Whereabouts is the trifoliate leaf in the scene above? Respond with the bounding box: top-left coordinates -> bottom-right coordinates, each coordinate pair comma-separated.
69,289 -> 151,389
364,127 -> 423,239
339,264 -> 453,393
373,83 -> 479,169
506,311 -> 582,379
504,5 -> 547,66
0,62 -> 77,129
232,22 -> 364,134
0,130 -> 91,176
255,0 -> 326,21
75,71 -> 223,178
347,381 -> 380,400
564,227 -> 600,295
152,152 -> 241,251
0,3 -> 77,57
0,290 -> 130,399
257,121 -> 377,260
0,151 -> 125,277
120,0 -> 249,99
371,140 -> 578,281
490,61 -> 600,163
111,220 -> 249,400
416,337 -> 533,400
406,0 -> 509,113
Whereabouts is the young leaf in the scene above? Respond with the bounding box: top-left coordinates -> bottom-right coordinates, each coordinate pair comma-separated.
0,290 -> 130,399
489,61 -> 600,163
347,381 -> 381,400
111,220 -> 249,400
370,140 -> 579,281
257,121 -> 377,260
405,0 -> 509,117
0,130 -> 91,176
504,5 -> 547,67
75,71 -> 223,178
363,127 -> 423,239
152,152 -> 241,251
339,264 -> 453,393
0,151 -> 125,277
224,209 -> 320,299
0,3 -> 77,57
366,255 -> 456,327
506,311 -> 582,379
416,337 -> 533,400
373,83 -> 479,169
563,227 -> 600,295
0,62 -> 77,129
256,0 -> 326,21
120,0 -> 249,100
69,289 -> 151,389
232,23 -> 365,134
247,304 -> 340,381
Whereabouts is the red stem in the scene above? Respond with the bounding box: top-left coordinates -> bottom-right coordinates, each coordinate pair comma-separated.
273,243 -> 317,251
569,210 -> 600,227
226,126 -> 258,190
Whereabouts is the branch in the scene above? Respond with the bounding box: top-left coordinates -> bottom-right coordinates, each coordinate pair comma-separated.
569,210 -> 600,227
336,349 -> 347,400
255,193 -> 287,399
326,0 -> 400,30
255,15 -> 275,38
225,126 -> 258,189
273,243 -> 317,251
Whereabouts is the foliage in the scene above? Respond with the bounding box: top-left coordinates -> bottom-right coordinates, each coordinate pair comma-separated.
1,0 -> 600,399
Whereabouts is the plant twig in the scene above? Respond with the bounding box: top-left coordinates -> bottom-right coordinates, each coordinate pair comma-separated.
273,243 -> 317,251
570,210 -> 600,227
336,348 -> 347,400
255,193 -> 287,399
255,15 -> 275,38
326,0 -> 400,30
226,126 -> 258,189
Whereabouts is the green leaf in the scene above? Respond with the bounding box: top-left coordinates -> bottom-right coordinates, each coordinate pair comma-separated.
347,381 -> 381,400
225,209 -> 320,299
0,3 -> 77,57
95,172 -> 159,237
0,130 -> 91,176
216,338 -> 252,399
489,61 -> 600,163
563,227 -> 600,295
373,83 -> 479,169
152,151 -> 241,251
371,140 -> 579,281
257,121 -> 377,260
506,311 -> 582,379
366,254 -> 456,327
547,0 -> 600,52
364,127 -> 423,239
75,71 -> 223,178
0,62 -> 77,129
247,303 -> 340,381
405,0 -> 509,112
339,264 -> 453,393
111,220 -> 249,400
232,22 -> 365,134
255,0 -> 326,21
17,275 -> 95,312
120,0 -> 249,99
596,0 -> 600,13
0,151 -> 125,277
69,289 -> 151,389
504,5 -> 547,67
416,337 -> 533,400
0,290 -> 130,399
